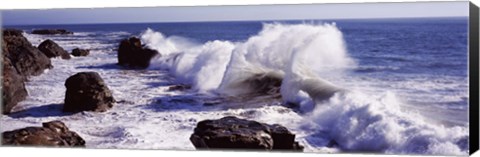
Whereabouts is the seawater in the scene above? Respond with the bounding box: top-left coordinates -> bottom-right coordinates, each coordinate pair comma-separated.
3,17 -> 469,155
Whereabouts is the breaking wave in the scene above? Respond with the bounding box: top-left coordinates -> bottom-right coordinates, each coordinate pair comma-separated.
140,23 -> 468,155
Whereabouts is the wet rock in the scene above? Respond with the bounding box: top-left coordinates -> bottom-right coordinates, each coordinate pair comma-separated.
31,29 -> 73,35
2,121 -> 85,147
3,29 -> 23,36
167,84 -> 192,91
71,48 -> 90,57
202,100 -> 222,106
245,73 -> 282,95
64,72 -> 115,113
118,37 -> 159,68
2,40 -> 28,114
190,116 -> 303,151
3,29 -> 52,77
38,39 -> 71,59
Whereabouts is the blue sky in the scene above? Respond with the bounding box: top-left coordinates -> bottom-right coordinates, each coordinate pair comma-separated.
1,1 -> 469,25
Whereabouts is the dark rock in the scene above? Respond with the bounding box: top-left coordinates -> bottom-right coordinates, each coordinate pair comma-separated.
2,121 -> 85,147
38,39 -> 71,59
190,116 -> 304,151
168,85 -> 192,91
245,73 -> 282,95
118,37 -> 159,68
64,72 -> 115,113
31,29 -> 73,35
203,101 -> 221,106
2,29 -> 52,77
71,48 -> 90,57
3,29 -> 23,36
2,40 -> 28,114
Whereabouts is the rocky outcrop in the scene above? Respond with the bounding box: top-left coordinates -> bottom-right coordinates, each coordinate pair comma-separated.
246,73 -> 283,95
118,37 -> 159,68
31,29 -> 73,35
38,39 -> 71,59
2,29 -> 53,114
3,29 -> 52,77
190,116 -> 304,151
2,121 -> 85,147
2,39 -> 28,114
64,72 -> 115,113
71,48 -> 90,57
3,29 -> 23,36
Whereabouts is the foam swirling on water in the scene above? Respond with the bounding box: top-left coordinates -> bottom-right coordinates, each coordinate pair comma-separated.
140,23 -> 468,155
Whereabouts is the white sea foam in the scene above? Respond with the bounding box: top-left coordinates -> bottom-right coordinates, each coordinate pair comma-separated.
142,23 -> 355,95
141,28 -> 235,92
304,91 -> 468,155
141,23 -> 469,155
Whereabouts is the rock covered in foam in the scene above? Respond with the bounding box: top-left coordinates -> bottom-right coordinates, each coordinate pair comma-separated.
31,29 -> 73,35
71,48 -> 90,57
2,29 -> 52,77
190,116 -> 304,151
245,73 -> 282,96
2,121 -> 85,147
38,39 -> 71,59
117,37 -> 159,69
64,72 -> 115,113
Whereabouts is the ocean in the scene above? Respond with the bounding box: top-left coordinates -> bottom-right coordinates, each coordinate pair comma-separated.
1,17 -> 470,155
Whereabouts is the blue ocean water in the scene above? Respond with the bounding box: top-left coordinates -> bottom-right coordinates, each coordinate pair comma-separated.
9,17 -> 469,112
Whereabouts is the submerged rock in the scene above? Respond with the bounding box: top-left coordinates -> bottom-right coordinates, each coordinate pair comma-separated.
167,84 -> 192,91
223,73 -> 283,97
246,73 -> 283,95
38,39 -> 71,59
190,116 -> 304,151
71,48 -> 90,57
64,72 -> 115,113
2,40 -> 28,114
2,121 -> 85,147
31,29 -> 73,35
3,29 -> 52,77
117,37 -> 159,68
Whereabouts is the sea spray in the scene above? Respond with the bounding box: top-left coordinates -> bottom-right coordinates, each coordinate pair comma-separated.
141,23 -> 354,95
172,41 -> 235,92
305,91 -> 468,155
140,23 -> 469,155
141,28 -> 235,92
141,29 -> 185,56
219,23 -> 355,96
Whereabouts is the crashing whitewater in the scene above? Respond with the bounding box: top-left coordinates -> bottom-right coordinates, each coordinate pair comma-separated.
140,23 -> 469,155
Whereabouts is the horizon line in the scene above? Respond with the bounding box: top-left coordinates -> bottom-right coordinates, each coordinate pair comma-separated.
2,16 -> 468,27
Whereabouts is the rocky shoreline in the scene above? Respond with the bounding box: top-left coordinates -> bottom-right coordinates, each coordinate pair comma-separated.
2,29 -> 51,114
1,29 -> 304,151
